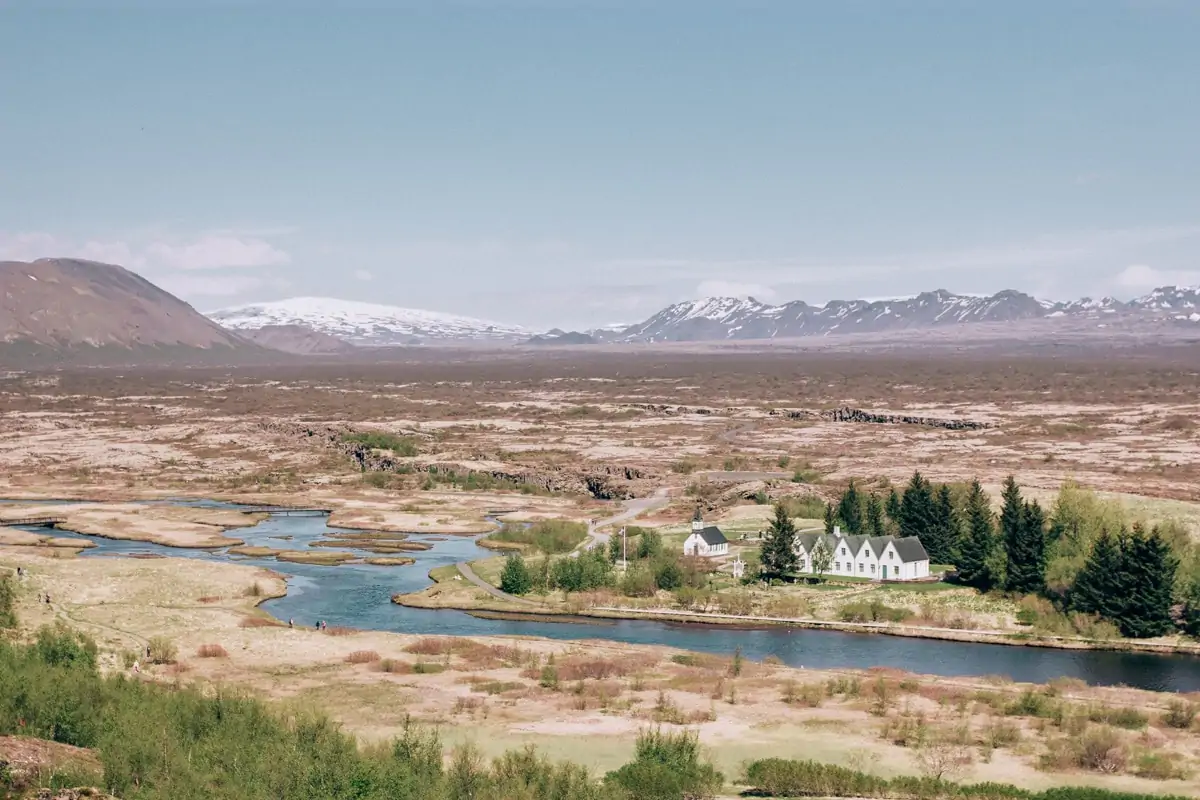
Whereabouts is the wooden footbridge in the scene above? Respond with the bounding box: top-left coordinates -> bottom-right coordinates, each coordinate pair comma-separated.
0,516 -> 66,528
250,507 -> 330,517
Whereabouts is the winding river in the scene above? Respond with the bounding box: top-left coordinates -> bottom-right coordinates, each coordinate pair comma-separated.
10,501 -> 1200,693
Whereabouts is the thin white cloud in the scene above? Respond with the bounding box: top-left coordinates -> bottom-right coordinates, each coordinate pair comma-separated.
353,269 -> 373,282
0,230 -> 290,271
1114,264 -> 1200,292
155,274 -> 271,298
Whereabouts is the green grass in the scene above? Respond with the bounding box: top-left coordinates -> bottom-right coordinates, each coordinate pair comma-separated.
485,519 -> 588,555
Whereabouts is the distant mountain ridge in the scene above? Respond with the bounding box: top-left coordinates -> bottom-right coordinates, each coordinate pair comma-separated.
608,286 -> 1200,343
208,297 -> 528,345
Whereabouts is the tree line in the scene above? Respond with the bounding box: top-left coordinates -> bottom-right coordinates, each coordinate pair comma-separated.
767,473 -> 1198,640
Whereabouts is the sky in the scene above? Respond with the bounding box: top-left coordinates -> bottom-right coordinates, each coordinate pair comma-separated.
2,1 -> 1199,330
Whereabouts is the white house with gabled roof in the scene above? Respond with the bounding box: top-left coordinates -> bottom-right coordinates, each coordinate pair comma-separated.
794,526 -> 929,581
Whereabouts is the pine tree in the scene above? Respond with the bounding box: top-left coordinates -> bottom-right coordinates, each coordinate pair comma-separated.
1117,524 -> 1178,638
823,502 -> 837,534
885,489 -> 902,529
837,479 -> 864,535
956,480 -> 997,590
500,554 -> 533,596
898,471 -> 935,540
999,476 -> 1026,592
925,483 -> 957,565
1070,529 -> 1124,620
760,503 -> 798,579
865,493 -> 887,537
1006,499 -> 1047,594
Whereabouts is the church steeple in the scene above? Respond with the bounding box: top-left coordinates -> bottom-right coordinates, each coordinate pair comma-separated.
692,506 -> 704,532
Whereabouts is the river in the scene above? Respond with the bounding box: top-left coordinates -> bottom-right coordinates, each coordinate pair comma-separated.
9,501 -> 1200,693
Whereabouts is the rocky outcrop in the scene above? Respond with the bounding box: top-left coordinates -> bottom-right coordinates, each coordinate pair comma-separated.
627,404 -> 729,416
772,406 -> 993,431
258,421 -> 658,499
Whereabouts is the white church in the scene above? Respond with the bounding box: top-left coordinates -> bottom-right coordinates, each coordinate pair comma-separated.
682,509 -> 730,558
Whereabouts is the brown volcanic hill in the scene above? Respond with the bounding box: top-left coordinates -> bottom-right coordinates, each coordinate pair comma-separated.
239,324 -> 355,355
0,257 -> 251,351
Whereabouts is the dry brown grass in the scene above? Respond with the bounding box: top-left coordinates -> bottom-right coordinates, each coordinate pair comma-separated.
239,616 -> 282,629
375,658 -> 412,674
323,626 -> 358,637
195,644 -> 228,658
345,650 -> 381,664
404,637 -> 456,656
197,595 -> 222,604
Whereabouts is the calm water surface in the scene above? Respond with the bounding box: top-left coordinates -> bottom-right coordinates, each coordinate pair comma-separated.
13,501 -> 1200,693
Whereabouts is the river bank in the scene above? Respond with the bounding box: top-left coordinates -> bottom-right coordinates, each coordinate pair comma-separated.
393,565 -> 1200,658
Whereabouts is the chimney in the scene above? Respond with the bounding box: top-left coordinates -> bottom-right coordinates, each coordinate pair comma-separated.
834,525 -> 841,536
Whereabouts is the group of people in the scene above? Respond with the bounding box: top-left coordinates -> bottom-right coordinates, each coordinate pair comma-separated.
287,618 -> 327,630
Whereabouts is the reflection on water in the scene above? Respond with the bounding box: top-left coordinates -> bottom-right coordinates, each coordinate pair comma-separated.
10,500 -> 1200,692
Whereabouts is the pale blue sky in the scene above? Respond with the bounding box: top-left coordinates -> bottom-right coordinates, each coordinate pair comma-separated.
2,1 -> 1198,328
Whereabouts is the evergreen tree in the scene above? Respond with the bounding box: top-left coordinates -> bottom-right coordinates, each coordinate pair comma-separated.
865,493 -> 887,537
1070,529 -> 1124,620
760,503 -> 798,578
925,483 -> 957,565
956,480 -> 997,590
1118,524 -> 1178,638
499,554 -> 533,596
885,489 -> 902,532
898,471 -> 935,540
1006,499 -> 1047,594
837,479 -> 865,535
607,533 -> 622,564
999,476 -> 1024,590
823,502 -> 838,534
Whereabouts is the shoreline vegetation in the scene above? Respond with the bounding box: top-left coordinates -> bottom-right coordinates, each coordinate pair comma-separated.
394,574 -> 1200,657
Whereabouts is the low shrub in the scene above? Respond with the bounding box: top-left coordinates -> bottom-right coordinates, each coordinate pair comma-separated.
376,658 -> 411,674
1161,698 -> 1197,730
1085,705 -> 1146,730
838,600 -> 913,624
742,757 -> 1194,799
413,661 -> 446,675
195,644 -> 228,658
147,636 -> 177,665
345,650 -> 381,664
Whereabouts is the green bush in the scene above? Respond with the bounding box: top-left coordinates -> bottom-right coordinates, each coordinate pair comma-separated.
0,573 -> 16,629
551,550 -> 614,593
838,600 -> 913,624
489,520 -> 589,555
620,566 -> 658,598
605,728 -> 723,800
1161,698 -> 1197,730
500,554 -> 533,596
341,430 -> 419,456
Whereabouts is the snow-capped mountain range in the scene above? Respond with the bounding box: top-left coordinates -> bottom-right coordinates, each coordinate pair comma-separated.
611,286 -> 1200,343
207,297 -> 527,345
206,286 -> 1200,346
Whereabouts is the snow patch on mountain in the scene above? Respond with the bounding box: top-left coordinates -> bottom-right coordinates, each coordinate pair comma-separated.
207,297 -> 527,345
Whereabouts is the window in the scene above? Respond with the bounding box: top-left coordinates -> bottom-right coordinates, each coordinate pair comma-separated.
870,564 -> 875,573
799,559 -> 806,570
841,547 -> 847,555
835,562 -> 840,571
858,563 -> 864,573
